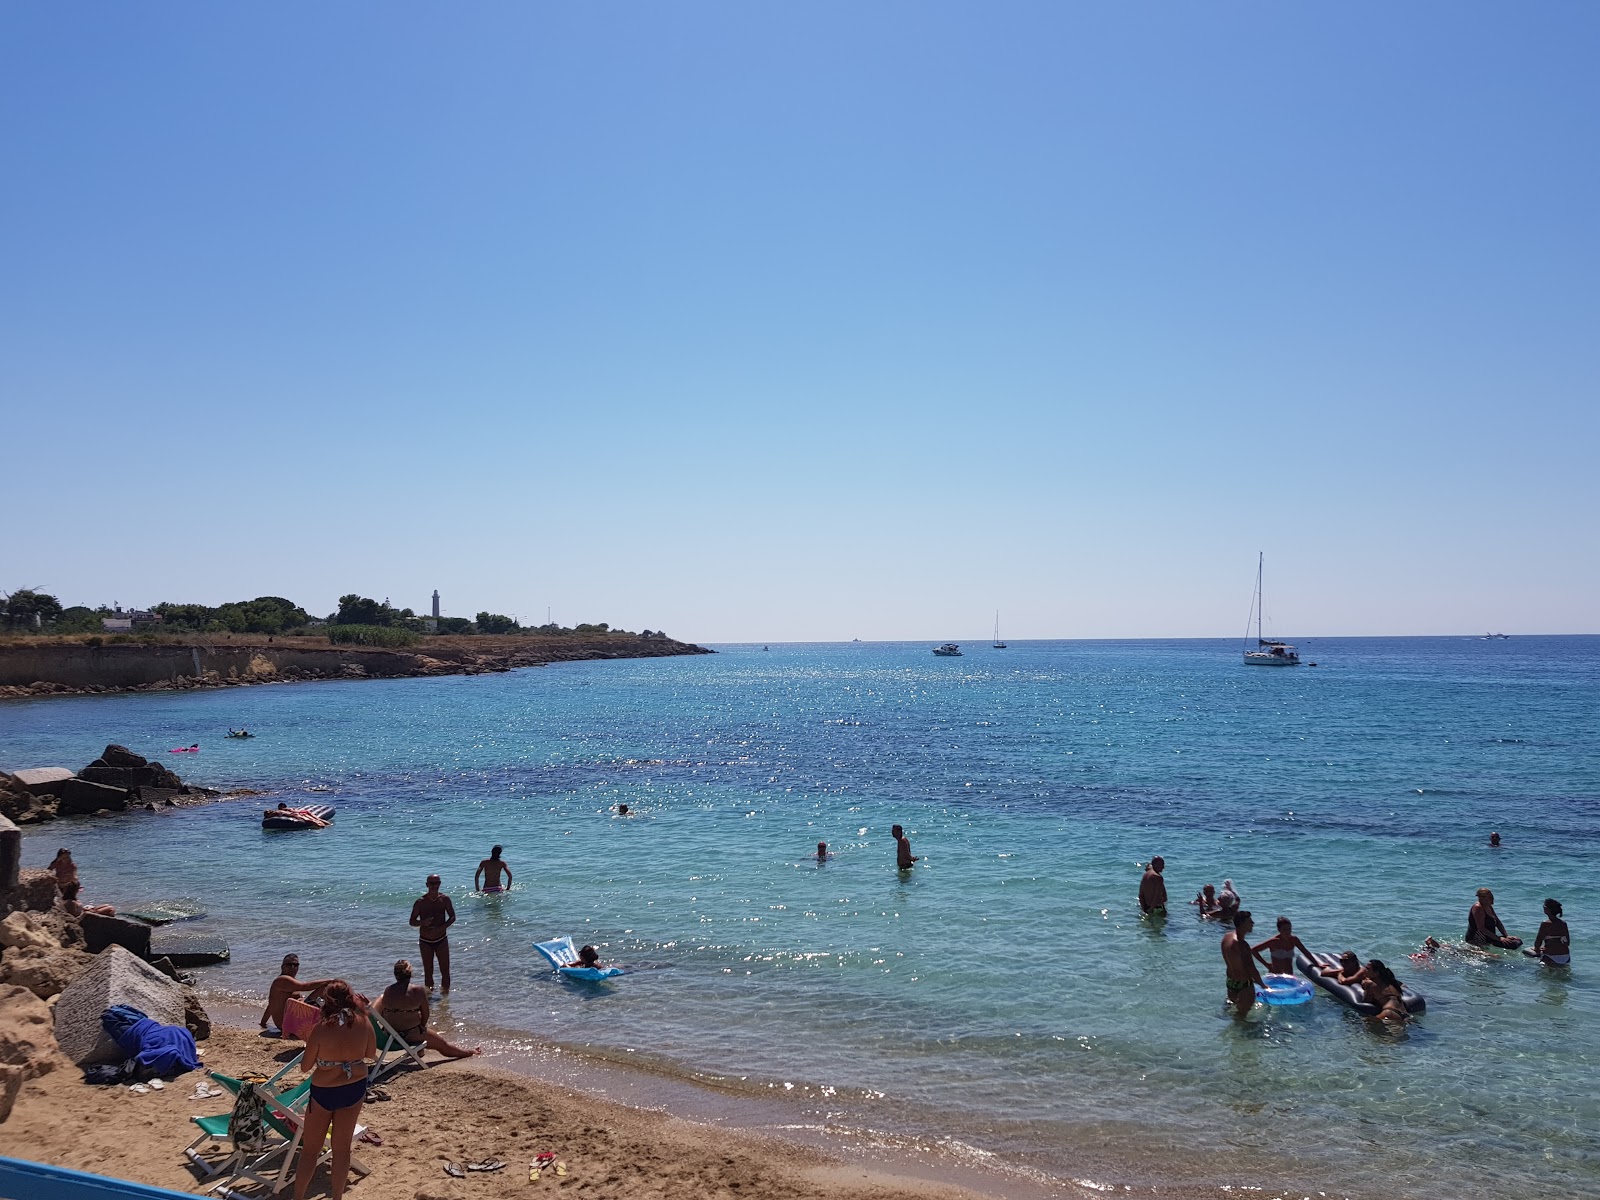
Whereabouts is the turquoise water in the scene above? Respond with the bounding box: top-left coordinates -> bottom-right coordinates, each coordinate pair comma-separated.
6,638 -> 1599,1198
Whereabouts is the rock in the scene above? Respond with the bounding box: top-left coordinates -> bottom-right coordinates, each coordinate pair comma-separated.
0,943 -> 91,999
182,987 -> 211,1040
148,929 -> 229,967
97,745 -> 148,770
0,983 -> 70,1118
0,870 -> 63,915
9,768 -> 74,797
52,945 -> 186,1065
79,911 -> 152,957
0,911 -> 58,952
56,779 -> 130,817
0,781 -> 55,824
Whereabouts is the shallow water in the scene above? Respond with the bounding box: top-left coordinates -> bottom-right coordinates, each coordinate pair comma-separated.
6,638 -> 1599,1198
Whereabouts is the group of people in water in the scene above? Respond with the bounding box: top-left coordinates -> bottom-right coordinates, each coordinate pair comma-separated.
1137,848 -> 1571,1024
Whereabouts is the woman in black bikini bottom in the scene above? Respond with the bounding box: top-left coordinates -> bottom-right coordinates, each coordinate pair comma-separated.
294,981 -> 377,1200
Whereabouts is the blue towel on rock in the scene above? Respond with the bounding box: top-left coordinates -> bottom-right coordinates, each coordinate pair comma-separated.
102,1005 -> 200,1078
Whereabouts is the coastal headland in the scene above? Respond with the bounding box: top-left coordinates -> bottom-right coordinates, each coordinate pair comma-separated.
0,631 -> 712,700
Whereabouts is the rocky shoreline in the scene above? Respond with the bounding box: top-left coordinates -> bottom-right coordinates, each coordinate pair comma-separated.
0,632 -> 713,701
0,745 -> 242,827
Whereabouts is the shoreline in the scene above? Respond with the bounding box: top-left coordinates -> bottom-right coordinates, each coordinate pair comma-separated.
0,632 -> 713,701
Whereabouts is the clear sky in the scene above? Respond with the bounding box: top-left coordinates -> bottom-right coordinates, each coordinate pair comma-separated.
4,4 -> 1596,642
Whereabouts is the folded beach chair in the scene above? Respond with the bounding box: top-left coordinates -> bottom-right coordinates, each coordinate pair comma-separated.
368,1006 -> 427,1081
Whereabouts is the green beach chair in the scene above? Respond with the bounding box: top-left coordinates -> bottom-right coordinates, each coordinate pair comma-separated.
368,1007 -> 427,1081
183,1066 -> 311,1191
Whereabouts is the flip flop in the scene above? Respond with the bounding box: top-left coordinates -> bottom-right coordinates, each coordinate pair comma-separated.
529,1163 -> 542,1182
358,1131 -> 384,1146
444,1163 -> 467,1178
554,1162 -> 567,1177
149,1080 -> 164,1091
367,1086 -> 393,1101
465,1160 -> 505,1172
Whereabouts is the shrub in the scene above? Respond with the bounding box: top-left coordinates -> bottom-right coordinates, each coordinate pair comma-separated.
327,624 -> 418,648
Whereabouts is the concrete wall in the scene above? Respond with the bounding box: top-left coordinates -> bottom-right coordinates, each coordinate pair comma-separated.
0,644 -> 424,688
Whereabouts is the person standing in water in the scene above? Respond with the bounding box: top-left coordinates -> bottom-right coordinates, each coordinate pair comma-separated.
1252,916 -> 1314,975
1528,898 -> 1570,966
474,846 -> 513,894
1139,856 -> 1167,916
409,875 -> 456,994
1222,911 -> 1262,1014
891,825 -> 918,870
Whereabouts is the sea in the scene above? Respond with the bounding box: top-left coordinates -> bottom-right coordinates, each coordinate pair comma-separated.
5,637 -> 1598,1199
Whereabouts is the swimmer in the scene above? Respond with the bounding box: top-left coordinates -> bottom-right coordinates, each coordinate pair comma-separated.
1527,898 -> 1570,966
1221,911 -> 1262,1014
1252,916 -> 1314,975
1208,887 -> 1240,924
1138,856 -> 1167,916
1219,878 -> 1241,909
1465,887 -> 1522,949
892,824 -> 919,870
572,944 -> 604,969
815,841 -> 831,862
616,804 -> 630,816
1489,831 -> 1502,847
1189,883 -> 1219,915
474,845 -> 513,894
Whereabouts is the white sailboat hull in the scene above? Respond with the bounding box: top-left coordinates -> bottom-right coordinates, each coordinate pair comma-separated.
1243,651 -> 1300,666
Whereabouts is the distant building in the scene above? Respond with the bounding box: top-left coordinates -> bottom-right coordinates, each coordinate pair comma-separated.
424,589 -> 440,633
432,590 -> 441,619
101,605 -> 162,632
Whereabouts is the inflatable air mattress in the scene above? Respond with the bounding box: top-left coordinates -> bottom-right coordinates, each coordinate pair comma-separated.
534,935 -> 623,980
261,804 -> 334,830
1298,952 -> 1425,1015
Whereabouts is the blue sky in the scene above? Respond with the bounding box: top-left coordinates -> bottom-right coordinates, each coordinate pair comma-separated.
4,4 -> 1596,641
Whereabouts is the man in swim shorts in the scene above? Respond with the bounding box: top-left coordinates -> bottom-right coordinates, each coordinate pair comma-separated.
410,875 -> 457,994
891,825 -> 918,870
1222,910 -> 1262,1014
1139,856 -> 1167,916
260,954 -> 335,1035
474,845 -> 513,894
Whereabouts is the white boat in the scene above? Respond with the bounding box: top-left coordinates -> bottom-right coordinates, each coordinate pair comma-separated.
1481,632 -> 1510,640
992,612 -> 1006,649
1243,553 -> 1300,666
933,643 -> 963,657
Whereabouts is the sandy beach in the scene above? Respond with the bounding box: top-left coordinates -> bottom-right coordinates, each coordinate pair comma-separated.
0,1021 -> 1001,1200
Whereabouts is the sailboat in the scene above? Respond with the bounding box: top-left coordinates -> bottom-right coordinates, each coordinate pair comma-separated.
1243,553 -> 1300,666
992,612 -> 1006,649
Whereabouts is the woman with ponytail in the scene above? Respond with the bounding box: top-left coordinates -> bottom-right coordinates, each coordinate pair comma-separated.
293,981 -> 376,1200
1530,899 -> 1570,966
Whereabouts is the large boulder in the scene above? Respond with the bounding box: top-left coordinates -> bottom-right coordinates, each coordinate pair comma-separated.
0,911 -> 58,953
9,769 -> 74,797
52,945 -> 186,1065
56,779 -> 129,817
181,987 -> 211,1040
0,984 -> 69,1122
79,911 -> 151,957
0,943 -> 91,999
0,870 -> 63,916
79,763 -> 185,791
0,781 -> 54,825
97,745 -> 148,770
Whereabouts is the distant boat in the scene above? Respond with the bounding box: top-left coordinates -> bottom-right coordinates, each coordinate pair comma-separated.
1481,633 -> 1510,640
933,643 -> 963,657
1243,552 -> 1300,666
992,612 -> 1006,649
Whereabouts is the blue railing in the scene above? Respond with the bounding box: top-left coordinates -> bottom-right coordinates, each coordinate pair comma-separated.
0,1157 -> 197,1200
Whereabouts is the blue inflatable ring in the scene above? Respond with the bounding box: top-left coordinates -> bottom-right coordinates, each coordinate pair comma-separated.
1256,973 -> 1314,1005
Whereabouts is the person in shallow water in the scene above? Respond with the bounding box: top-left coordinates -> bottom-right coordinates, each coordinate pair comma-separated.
1489,831 -> 1502,847
891,825 -> 919,870
1528,898 -> 1570,966
474,845 -> 513,894
261,953 -> 336,1035
1221,910 -> 1262,1014
410,874 -> 457,994
1189,883 -> 1218,915
573,944 -> 604,969
815,841 -> 831,862
1252,916 -> 1314,975
1465,887 -> 1521,949
1362,959 -> 1409,1023
1138,856 -> 1167,916
373,959 -> 480,1058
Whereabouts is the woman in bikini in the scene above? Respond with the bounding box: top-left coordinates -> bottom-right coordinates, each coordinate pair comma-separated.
1251,916 -> 1314,975
293,981 -> 376,1200
1465,887 -> 1522,949
1529,898 -> 1571,967
373,960 -> 480,1059
1362,959 -> 1409,1024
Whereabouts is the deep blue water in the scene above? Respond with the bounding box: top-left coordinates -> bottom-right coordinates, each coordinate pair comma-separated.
4,637 -> 1598,1198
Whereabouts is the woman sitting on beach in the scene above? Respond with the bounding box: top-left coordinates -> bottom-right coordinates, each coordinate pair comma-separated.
1528,898 -> 1570,966
293,981 -> 376,1200
1465,888 -> 1522,949
1251,916 -> 1314,975
373,959 -> 480,1059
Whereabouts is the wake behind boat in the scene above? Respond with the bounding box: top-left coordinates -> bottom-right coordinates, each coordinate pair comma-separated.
1243,552 -> 1300,666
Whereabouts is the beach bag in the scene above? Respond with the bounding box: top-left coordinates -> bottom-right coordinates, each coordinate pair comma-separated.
282,996 -> 320,1041
229,1076 -> 270,1152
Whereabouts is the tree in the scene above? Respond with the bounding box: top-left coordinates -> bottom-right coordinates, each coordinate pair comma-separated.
475,612 -> 518,635
3,589 -> 63,630
55,606 -> 104,634
334,595 -> 397,626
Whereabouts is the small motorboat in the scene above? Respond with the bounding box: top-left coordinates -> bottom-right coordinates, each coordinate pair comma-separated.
933,643 -> 963,657
262,804 -> 334,830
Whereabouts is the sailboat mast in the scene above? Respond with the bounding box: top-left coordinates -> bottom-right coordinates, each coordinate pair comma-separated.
1257,552 -> 1264,644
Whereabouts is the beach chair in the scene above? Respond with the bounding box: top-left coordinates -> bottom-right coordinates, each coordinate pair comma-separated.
184,1059 -> 311,1192
252,1077 -> 371,1197
368,1007 -> 427,1082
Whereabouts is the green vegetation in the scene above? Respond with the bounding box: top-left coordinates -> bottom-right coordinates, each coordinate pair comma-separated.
2,589 -> 64,630
475,612 -> 518,635
326,624 -> 419,647
155,596 -> 310,634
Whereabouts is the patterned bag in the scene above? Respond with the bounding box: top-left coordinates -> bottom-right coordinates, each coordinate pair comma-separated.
229,1075 -> 270,1152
